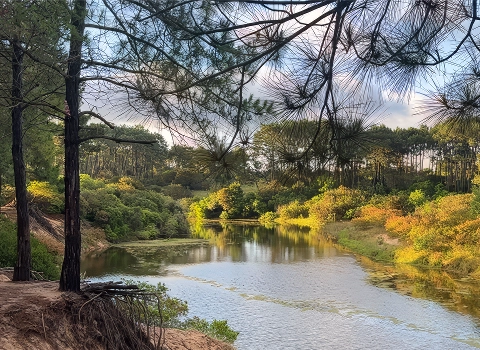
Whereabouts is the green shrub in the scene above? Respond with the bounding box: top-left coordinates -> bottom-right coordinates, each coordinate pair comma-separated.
31,239 -> 61,280
182,317 -> 239,343
308,186 -> 366,223
278,200 -> 309,219
0,216 -> 16,266
120,192 -> 159,212
162,184 -> 193,200
189,183 -> 261,220
80,180 -> 190,241
81,188 -> 121,222
409,180 -> 436,198
123,280 -> 188,326
409,189 -> 426,208
0,216 -> 60,280
216,182 -> 244,218
254,181 -> 300,213
80,174 -> 105,190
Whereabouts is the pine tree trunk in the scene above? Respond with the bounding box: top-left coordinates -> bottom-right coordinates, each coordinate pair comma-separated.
59,0 -> 86,292
11,39 -> 31,281
0,173 -> 2,212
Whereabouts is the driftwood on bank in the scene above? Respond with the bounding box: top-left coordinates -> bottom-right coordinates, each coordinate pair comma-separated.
81,281 -> 144,295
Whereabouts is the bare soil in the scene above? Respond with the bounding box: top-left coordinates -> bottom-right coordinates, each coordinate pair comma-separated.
0,277 -> 235,350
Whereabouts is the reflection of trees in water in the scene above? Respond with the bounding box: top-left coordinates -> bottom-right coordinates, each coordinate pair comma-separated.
191,223 -> 339,263
81,247 -> 139,276
361,256 -> 480,320
82,244 -> 214,276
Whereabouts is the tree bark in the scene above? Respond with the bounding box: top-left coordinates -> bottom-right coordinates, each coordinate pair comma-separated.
59,0 -> 86,292
11,38 -> 31,281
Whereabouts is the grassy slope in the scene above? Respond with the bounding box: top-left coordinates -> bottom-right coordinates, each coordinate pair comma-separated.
321,221 -> 401,263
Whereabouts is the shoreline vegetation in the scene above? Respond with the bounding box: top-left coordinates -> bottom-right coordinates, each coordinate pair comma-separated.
189,182 -> 480,278
5,181 -> 479,282
270,193 -> 480,278
5,174 -> 480,279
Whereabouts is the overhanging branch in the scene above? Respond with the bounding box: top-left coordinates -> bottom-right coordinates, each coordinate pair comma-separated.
79,111 -> 115,129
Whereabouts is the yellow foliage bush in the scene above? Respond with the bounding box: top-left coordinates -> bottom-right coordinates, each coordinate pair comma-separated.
384,214 -> 415,237
395,246 -> 428,265
436,194 -> 475,226
391,193 -> 480,275
116,177 -> 137,191
415,194 -> 475,227
396,246 -> 444,267
352,205 -> 401,227
27,181 -> 63,213
453,219 -> 480,245
443,247 -> 480,275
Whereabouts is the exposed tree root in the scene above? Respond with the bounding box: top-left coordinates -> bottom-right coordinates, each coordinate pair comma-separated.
56,281 -> 164,350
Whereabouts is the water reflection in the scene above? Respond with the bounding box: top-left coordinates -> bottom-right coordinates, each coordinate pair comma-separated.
192,222 -> 341,263
360,257 -> 480,320
82,222 -> 480,324
82,224 -> 339,276
82,223 -> 480,349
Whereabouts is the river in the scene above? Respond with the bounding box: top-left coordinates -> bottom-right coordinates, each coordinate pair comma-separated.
81,223 -> 480,349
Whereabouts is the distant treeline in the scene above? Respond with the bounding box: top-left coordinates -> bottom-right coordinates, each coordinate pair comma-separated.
2,120 -> 479,207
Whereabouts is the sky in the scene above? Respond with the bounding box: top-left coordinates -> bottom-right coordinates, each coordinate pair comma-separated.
79,0 -> 461,144
82,82 -> 429,148
376,97 -> 426,129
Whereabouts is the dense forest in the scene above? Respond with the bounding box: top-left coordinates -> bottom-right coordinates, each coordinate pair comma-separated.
2,119 -> 478,207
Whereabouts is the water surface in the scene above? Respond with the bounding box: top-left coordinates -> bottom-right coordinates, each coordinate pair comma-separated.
82,223 -> 480,349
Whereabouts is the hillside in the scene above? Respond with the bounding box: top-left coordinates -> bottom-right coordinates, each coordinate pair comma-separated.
0,205 -> 109,255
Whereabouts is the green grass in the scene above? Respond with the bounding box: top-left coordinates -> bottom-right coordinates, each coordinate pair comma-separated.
337,230 -> 397,262
192,184 -> 256,199
191,190 -> 210,198
323,221 -> 399,263
276,217 -> 320,228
